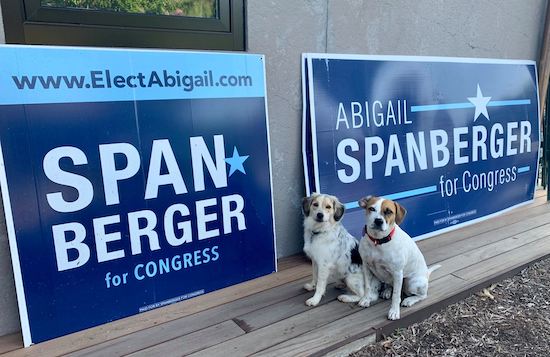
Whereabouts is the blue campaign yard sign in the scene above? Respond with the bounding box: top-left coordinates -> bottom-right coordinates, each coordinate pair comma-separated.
302,53 -> 540,241
0,45 -> 276,346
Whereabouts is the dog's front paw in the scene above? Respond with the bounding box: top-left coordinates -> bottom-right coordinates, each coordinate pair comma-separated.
337,294 -> 355,303
380,287 -> 392,300
303,282 -> 315,291
358,296 -> 373,308
401,296 -> 419,307
334,281 -> 347,290
305,296 -> 321,306
388,307 -> 400,320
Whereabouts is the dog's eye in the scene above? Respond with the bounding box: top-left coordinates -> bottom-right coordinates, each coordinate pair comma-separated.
326,205 -> 332,209
368,207 -> 375,212
312,202 -> 319,207
385,209 -> 393,215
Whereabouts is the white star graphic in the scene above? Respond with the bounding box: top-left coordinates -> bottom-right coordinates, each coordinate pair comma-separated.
467,84 -> 491,121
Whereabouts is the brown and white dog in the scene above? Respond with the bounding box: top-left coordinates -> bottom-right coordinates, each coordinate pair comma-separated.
357,195 -> 440,320
302,193 -> 380,306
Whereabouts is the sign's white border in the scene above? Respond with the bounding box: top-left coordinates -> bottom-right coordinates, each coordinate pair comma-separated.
302,53 -> 541,243
0,142 -> 32,346
0,45 -> 276,347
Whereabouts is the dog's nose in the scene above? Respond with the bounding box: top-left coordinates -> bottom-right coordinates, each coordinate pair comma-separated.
374,218 -> 384,226
316,212 -> 324,220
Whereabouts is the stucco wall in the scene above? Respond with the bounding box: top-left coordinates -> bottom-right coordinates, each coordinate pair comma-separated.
247,0 -> 329,259
0,0 -> 547,337
0,3 -> 4,44
326,0 -> 546,57
247,0 -> 547,259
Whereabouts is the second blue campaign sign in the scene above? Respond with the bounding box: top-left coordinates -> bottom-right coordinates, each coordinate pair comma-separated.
303,54 -> 539,241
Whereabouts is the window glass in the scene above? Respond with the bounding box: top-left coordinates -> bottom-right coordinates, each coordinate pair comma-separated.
40,0 -> 218,18
2,0 -> 244,50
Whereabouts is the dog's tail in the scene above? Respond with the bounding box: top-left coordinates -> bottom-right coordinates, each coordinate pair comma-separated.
427,264 -> 442,279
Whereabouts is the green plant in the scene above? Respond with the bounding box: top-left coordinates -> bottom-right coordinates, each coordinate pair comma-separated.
41,0 -> 216,17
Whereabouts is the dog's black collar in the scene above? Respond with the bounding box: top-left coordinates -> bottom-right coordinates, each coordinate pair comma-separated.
363,225 -> 395,246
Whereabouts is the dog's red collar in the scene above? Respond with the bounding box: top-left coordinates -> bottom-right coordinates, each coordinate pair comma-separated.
363,225 -> 395,246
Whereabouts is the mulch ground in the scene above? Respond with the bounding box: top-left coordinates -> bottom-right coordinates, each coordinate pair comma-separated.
351,257 -> 550,356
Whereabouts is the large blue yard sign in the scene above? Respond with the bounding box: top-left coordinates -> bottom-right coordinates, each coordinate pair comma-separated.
0,45 -> 276,346
303,54 -> 540,241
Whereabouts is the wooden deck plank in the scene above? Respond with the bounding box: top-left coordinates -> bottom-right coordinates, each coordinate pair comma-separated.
6,264 -> 310,357
254,274 -> 465,357
65,277 -> 311,357
322,334 -> 377,357
252,303 -> 388,357
424,211 -> 550,264
233,285 -> 341,333
453,234 -> 550,282
126,320 -> 245,357
277,254 -> 309,270
535,189 -> 546,198
418,198 -> 549,252
428,223 -> 550,280
0,334 -> 23,355
187,300 -> 362,357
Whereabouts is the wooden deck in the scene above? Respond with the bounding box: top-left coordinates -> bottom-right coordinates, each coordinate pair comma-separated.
1,189 -> 550,356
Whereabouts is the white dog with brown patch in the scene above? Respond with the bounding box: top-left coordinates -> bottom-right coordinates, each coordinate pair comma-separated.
302,193 -> 380,306
357,195 -> 440,320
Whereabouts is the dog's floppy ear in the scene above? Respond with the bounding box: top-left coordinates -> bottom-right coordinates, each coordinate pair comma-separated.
302,196 -> 312,216
358,195 -> 373,209
394,201 -> 407,225
302,194 -> 318,216
333,197 -> 345,222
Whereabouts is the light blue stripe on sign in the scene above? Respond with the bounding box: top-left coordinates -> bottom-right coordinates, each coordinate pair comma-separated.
411,99 -> 531,113
385,185 -> 438,200
518,166 -> 530,173
0,45 -> 265,105
410,102 -> 473,112
344,202 -> 360,209
343,185 -> 438,209
487,99 -> 531,106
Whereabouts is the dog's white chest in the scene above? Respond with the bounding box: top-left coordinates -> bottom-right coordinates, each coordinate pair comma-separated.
304,233 -> 336,262
366,256 -> 393,283
360,240 -> 398,283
